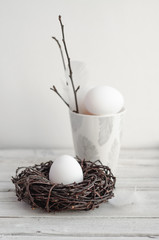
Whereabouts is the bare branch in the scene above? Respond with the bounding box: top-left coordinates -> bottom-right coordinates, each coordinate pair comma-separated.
52,37 -> 66,70
50,86 -> 70,108
58,15 -> 79,113
75,86 -> 80,92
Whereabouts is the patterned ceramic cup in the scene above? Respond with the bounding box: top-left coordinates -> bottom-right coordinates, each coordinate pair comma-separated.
69,108 -> 125,174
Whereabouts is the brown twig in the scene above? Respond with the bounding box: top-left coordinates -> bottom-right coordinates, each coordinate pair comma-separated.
75,86 -> 80,92
52,37 -> 66,70
58,15 -> 79,113
12,158 -> 116,212
50,85 -> 69,108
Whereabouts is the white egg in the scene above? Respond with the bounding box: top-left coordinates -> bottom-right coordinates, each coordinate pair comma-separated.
84,85 -> 124,115
49,155 -> 83,185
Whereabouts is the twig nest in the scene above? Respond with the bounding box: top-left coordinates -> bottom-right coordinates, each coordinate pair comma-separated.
12,158 -> 116,212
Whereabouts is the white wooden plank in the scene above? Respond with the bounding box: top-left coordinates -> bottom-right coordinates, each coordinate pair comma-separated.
1,156 -> 159,181
0,149 -> 74,160
116,178 -> 159,189
120,148 -> 159,159
0,148 -> 159,160
0,218 -> 159,237
1,237 -> 159,240
0,189 -> 158,217
0,182 -> 13,192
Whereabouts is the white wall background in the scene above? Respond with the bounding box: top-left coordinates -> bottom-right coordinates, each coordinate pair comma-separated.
0,0 -> 159,149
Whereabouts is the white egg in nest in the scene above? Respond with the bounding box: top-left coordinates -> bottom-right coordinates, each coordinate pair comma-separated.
84,85 -> 124,115
49,155 -> 84,185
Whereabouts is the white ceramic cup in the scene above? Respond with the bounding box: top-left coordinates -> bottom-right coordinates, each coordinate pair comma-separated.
69,109 -> 125,174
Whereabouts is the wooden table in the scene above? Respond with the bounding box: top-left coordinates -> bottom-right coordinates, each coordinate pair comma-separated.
0,149 -> 159,239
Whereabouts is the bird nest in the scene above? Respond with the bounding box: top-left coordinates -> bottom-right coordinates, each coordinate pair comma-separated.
12,158 -> 116,212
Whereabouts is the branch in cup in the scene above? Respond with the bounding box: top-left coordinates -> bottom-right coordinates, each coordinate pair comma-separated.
50,86 -> 70,108
52,37 -> 66,71
58,15 -> 79,113
75,86 -> 80,92
50,15 -> 80,113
